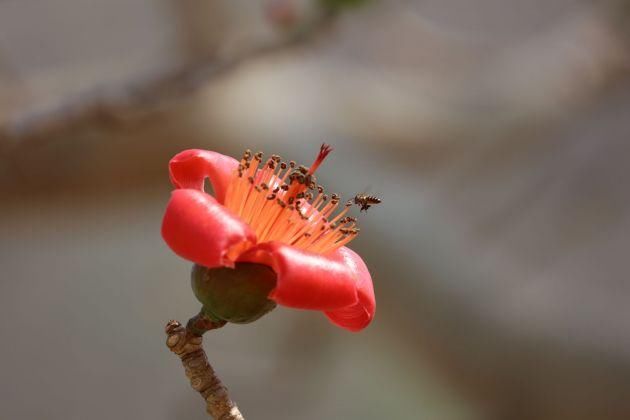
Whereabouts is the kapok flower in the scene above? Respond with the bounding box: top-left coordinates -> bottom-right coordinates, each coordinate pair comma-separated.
162,145 -> 375,331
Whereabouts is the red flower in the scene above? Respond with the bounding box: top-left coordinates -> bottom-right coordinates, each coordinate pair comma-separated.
162,145 -> 375,331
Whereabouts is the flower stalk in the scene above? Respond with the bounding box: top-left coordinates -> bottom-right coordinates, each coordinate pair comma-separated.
165,315 -> 244,420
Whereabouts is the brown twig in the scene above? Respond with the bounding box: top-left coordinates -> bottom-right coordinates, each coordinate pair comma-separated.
165,315 -> 244,420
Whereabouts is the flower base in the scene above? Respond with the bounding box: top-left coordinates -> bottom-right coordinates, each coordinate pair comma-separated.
191,263 -> 277,324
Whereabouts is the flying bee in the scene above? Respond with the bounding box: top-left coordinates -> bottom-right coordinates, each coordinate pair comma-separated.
353,194 -> 381,213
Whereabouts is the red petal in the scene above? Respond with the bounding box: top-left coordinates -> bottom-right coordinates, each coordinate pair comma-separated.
162,189 -> 256,268
238,242 -> 361,311
169,149 -> 238,204
324,247 -> 375,332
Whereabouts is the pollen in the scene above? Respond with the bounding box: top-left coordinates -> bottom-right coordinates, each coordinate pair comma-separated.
224,144 -> 361,254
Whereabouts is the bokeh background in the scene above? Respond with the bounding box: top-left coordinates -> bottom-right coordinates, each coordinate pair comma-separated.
2,1 -> 630,419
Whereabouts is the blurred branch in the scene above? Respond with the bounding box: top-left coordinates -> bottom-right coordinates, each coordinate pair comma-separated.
0,14 -> 334,144
353,3 -> 630,150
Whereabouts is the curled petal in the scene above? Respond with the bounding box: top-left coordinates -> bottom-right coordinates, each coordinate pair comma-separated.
169,149 -> 238,203
325,247 -> 375,332
162,190 -> 256,268
238,242 -> 361,311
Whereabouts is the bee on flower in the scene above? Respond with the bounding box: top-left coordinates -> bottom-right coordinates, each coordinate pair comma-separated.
162,144 -> 376,331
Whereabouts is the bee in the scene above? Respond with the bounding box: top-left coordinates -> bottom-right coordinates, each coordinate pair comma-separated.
353,194 -> 381,213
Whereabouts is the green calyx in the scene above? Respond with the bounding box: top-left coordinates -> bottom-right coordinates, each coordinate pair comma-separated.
191,263 -> 278,324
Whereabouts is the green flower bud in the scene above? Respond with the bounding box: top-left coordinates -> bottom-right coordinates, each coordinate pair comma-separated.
191,263 -> 277,324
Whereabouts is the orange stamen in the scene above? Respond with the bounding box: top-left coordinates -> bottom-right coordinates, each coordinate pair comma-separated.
224,145 -> 366,254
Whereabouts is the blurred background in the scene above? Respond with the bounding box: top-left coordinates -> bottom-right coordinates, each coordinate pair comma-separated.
1,1 -> 630,419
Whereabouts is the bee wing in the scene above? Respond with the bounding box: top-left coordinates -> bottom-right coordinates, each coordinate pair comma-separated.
359,186 -> 372,196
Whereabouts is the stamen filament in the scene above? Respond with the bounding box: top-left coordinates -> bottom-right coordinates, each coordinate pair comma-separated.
224,145 -> 363,254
